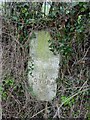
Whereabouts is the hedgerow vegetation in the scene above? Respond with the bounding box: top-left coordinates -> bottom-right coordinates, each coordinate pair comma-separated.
1,2 -> 90,119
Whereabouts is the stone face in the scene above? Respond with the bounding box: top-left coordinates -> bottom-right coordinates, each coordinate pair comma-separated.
28,31 -> 59,101
33,78 -> 57,101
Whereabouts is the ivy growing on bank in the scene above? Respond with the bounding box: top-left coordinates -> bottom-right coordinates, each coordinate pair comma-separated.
3,2 -> 90,60
2,2 -> 90,119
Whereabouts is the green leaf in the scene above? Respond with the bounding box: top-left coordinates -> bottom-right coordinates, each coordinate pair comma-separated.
5,79 -> 14,86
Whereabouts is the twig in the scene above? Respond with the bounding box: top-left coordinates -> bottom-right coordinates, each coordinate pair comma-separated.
30,88 -> 89,118
53,88 -> 89,118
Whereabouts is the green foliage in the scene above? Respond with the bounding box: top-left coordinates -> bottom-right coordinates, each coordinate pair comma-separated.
61,95 -> 75,107
4,78 -> 14,86
2,78 -> 14,100
49,38 -> 72,58
48,2 -> 89,67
